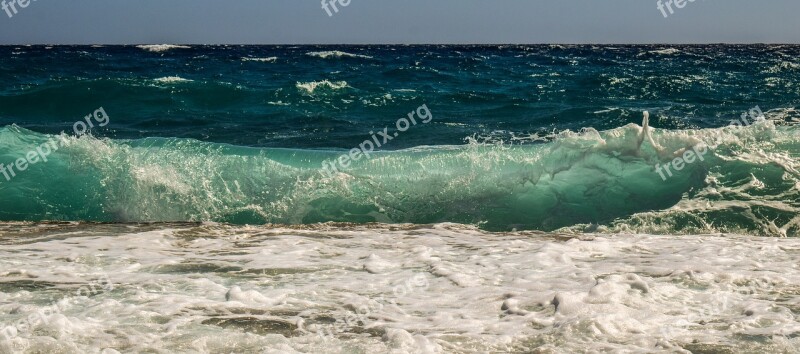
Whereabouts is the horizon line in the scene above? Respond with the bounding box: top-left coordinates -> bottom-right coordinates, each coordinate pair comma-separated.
1,42 -> 799,46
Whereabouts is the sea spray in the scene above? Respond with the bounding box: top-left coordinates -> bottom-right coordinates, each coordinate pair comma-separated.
0,120 -> 797,235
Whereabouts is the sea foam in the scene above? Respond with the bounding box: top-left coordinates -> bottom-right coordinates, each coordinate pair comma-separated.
306,51 -> 373,59
242,57 -> 278,63
295,80 -> 348,94
1,222 -> 798,352
153,76 -> 193,84
137,44 -> 192,53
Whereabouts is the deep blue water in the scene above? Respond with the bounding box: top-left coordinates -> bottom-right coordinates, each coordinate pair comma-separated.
0,45 -> 798,234
1,45 -> 798,147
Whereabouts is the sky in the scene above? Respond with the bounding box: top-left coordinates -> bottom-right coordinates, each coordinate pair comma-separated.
0,0 -> 798,44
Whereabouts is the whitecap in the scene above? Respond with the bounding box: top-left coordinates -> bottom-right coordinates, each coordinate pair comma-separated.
153,76 -> 193,84
137,44 -> 191,53
766,61 -> 800,74
295,80 -> 348,94
647,48 -> 681,55
306,51 -> 372,59
242,57 -> 278,63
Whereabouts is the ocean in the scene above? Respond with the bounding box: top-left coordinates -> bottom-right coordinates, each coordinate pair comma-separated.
0,45 -> 799,353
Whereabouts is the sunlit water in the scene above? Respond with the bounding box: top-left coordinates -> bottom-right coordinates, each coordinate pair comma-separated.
2,45 -> 800,353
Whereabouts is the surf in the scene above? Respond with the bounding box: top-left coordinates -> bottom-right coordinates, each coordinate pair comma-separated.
1,114 -> 797,235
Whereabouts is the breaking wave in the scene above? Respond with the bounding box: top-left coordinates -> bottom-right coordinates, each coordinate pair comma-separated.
242,57 -> 278,63
306,51 -> 373,59
1,117 -> 798,235
295,80 -> 349,94
136,44 -> 192,53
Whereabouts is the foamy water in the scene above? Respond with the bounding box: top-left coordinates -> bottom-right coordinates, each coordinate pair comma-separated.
295,80 -> 349,94
1,223 -> 798,353
153,76 -> 193,84
305,51 -> 372,59
242,57 -> 278,63
136,45 -> 191,53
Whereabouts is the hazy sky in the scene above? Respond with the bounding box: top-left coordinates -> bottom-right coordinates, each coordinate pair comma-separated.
0,0 -> 798,44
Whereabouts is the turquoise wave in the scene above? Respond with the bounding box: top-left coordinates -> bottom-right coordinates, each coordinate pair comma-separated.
0,120 -> 798,235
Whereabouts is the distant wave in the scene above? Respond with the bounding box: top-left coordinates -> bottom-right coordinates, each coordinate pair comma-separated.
306,51 -> 373,59
766,60 -> 800,73
296,80 -> 348,94
242,57 -> 278,63
153,76 -> 193,84
137,44 -> 191,53
644,48 -> 681,56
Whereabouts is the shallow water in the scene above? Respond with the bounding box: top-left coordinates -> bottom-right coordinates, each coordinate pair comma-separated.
1,222 -> 798,353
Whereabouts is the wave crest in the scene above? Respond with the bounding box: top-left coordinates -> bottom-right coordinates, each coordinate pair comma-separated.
137,44 -> 191,53
1,119 -> 799,235
153,76 -> 193,84
306,51 -> 373,59
242,57 -> 278,63
295,80 -> 348,94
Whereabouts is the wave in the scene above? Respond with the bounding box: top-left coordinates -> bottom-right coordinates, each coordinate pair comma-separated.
647,48 -> 681,55
766,60 -> 800,74
136,44 -> 191,53
153,76 -> 193,84
306,51 -> 373,59
1,117 -> 799,235
295,80 -> 348,94
241,57 -> 278,63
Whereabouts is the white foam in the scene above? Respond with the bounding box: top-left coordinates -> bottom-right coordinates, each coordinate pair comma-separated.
647,48 -> 681,55
306,51 -> 373,59
137,44 -> 191,53
766,60 -> 800,74
295,80 -> 348,94
153,76 -> 193,84
242,57 -> 278,63
1,223 -> 798,352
